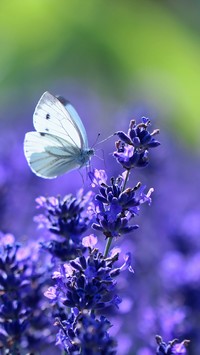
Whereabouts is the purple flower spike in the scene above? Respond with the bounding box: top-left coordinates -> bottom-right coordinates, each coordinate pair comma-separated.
35,189 -> 94,261
114,118 -> 160,170
92,175 -> 153,239
46,247 -> 122,311
55,312 -> 117,354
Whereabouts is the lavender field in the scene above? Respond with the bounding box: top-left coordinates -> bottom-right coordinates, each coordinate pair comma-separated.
0,1 -> 200,354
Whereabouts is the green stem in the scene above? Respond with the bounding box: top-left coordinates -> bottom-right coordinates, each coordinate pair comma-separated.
104,237 -> 112,258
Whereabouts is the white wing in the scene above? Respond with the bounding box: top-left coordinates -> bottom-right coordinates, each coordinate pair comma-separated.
24,132 -> 81,178
33,91 -> 89,149
56,95 -> 89,147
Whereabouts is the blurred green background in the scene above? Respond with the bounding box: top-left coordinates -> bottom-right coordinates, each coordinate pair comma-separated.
0,0 -> 200,148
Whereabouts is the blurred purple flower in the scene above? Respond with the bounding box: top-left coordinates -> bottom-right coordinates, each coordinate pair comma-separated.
155,335 -> 190,355
0,232 -> 55,353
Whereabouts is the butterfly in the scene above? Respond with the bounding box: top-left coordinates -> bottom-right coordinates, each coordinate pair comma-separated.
24,91 -> 94,178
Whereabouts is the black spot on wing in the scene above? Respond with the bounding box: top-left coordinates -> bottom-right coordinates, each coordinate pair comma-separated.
40,133 -> 46,136
46,113 -> 50,119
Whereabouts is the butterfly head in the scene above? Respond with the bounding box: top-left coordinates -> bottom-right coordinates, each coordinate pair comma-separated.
78,148 -> 94,167
88,148 -> 95,157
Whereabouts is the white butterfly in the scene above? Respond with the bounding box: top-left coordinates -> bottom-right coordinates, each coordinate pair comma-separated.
24,91 -> 94,178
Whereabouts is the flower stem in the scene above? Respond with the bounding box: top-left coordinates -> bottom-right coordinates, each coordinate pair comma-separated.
104,237 -> 112,258
122,169 -> 130,191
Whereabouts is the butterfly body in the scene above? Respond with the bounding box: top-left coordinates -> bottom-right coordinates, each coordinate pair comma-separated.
24,92 -> 94,178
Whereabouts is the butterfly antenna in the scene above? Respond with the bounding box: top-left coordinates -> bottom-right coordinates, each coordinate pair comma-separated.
91,133 -> 101,148
94,133 -> 114,146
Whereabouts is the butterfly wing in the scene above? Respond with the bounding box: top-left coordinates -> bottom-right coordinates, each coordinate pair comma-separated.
33,91 -> 89,149
24,91 -> 93,178
56,94 -> 89,148
24,131 -> 81,178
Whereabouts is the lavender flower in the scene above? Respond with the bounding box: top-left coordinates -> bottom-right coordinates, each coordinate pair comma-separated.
45,239 -> 123,311
114,118 -> 160,170
55,311 -> 117,355
45,235 -> 133,354
35,189 -> 94,261
3,110 -> 192,354
90,169 -> 153,240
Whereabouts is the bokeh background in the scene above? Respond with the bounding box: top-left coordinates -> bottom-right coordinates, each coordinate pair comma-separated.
0,1 -> 200,354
